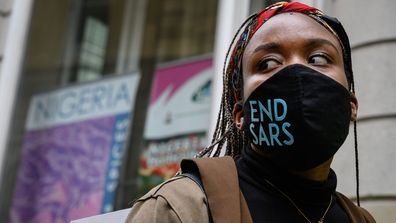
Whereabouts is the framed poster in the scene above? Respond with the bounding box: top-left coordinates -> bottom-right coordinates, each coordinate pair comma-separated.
9,74 -> 139,223
139,56 -> 213,195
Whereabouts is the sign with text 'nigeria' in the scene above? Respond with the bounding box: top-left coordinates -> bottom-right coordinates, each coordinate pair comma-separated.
9,74 -> 139,223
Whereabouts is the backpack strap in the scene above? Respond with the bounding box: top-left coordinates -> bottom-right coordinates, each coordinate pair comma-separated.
181,157 -> 253,223
335,192 -> 376,223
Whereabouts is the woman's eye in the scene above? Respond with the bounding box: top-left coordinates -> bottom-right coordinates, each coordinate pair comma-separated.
308,54 -> 330,65
258,59 -> 280,71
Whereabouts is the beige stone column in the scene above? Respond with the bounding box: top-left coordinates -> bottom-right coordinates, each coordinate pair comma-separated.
323,1 -> 396,222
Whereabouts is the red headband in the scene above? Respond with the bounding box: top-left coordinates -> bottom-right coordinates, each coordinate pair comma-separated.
253,2 -> 321,35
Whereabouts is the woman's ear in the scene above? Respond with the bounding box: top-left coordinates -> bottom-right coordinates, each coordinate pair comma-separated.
350,93 -> 358,121
233,101 -> 244,130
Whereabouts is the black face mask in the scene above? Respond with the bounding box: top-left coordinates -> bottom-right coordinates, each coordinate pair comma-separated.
243,64 -> 351,171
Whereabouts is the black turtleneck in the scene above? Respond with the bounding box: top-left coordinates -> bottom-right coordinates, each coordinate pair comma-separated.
235,147 -> 350,223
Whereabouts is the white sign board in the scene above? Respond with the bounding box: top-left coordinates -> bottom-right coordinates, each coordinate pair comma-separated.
70,208 -> 131,223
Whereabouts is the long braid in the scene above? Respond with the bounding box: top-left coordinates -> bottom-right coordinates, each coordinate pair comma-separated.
350,72 -> 360,206
354,119 -> 360,206
344,29 -> 360,205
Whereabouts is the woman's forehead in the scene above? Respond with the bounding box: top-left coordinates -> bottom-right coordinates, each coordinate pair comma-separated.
244,13 -> 343,57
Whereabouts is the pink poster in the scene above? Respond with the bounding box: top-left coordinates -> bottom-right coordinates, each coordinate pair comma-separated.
139,56 -> 213,195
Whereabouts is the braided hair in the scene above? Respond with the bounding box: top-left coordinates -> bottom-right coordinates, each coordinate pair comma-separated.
196,14 -> 258,158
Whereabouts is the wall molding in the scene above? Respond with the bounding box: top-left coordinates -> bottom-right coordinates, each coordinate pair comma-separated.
352,37 -> 396,51
0,10 -> 11,17
350,195 -> 396,202
357,113 -> 396,123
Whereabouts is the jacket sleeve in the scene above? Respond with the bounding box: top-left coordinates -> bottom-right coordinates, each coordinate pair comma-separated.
124,176 -> 209,223
125,196 -> 182,223
336,192 -> 376,223
359,207 -> 376,223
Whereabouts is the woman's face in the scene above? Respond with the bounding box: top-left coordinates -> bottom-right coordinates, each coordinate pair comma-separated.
233,12 -> 357,127
241,12 -> 347,100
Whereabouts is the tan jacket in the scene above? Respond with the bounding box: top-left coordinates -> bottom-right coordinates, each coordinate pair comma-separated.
125,176 -> 208,223
125,157 -> 376,223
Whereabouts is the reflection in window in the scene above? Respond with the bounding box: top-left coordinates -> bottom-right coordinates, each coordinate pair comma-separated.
77,17 -> 109,82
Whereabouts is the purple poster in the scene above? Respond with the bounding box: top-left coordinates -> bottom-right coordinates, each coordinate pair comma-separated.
9,74 -> 139,223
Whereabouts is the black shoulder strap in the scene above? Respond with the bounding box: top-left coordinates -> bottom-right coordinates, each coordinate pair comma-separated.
179,172 -> 204,192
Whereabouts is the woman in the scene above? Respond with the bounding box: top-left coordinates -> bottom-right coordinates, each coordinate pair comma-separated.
126,2 -> 376,222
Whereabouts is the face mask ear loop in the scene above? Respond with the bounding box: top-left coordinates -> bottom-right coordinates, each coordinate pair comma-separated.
354,120 -> 360,206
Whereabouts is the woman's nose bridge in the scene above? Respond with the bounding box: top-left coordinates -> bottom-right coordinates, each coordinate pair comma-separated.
287,54 -> 307,66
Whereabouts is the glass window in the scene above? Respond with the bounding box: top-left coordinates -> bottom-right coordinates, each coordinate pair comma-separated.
1,0 -> 218,217
66,0 -> 126,83
76,16 -> 109,82
156,0 -> 217,63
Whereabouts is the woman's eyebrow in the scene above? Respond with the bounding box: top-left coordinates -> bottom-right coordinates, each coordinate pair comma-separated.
252,38 -> 340,55
253,42 -> 281,53
305,38 -> 340,54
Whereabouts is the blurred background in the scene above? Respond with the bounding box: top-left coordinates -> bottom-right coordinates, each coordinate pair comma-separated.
0,0 -> 395,222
